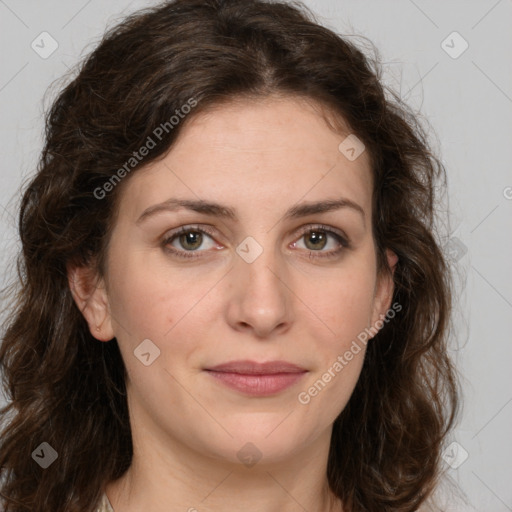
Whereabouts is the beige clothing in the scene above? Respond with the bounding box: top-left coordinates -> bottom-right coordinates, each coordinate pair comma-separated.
96,492 -> 114,512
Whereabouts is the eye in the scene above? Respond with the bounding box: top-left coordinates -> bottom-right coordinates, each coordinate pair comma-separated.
161,224 -> 350,260
292,224 -> 350,259
162,225 -> 220,259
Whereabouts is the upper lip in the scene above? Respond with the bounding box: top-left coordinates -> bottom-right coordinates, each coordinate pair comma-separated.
205,360 -> 307,375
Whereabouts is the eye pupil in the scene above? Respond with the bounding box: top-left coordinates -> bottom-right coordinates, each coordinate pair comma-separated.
166,226 -> 344,260
305,231 -> 327,250
180,231 -> 202,250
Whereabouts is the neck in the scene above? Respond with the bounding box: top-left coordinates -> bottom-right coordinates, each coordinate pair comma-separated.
105,426 -> 343,512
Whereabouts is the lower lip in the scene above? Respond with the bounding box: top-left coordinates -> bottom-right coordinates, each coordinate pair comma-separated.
205,370 -> 307,396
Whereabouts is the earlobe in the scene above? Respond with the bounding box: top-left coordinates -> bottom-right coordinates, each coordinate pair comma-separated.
67,264 -> 115,342
387,249 -> 399,276
369,248 -> 399,337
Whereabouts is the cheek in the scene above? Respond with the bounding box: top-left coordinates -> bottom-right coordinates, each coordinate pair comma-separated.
107,251 -> 201,337
108,270 -> 172,335
106,254 -> 220,383
306,264 -> 376,413
299,276 -> 373,421
312,269 -> 376,346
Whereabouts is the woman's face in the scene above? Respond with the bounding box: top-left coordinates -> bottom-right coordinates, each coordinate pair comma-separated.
74,96 -> 396,468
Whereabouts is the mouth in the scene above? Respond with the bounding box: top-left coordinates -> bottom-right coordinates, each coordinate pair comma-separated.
203,360 -> 308,396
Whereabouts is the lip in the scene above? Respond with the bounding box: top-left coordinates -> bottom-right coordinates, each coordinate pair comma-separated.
206,360 -> 307,374
204,360 -> 307,397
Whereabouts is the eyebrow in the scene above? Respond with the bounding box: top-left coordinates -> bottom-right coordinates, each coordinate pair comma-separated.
136,197 -> 366,226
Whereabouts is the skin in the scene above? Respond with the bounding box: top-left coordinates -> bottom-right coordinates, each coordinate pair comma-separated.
69,95 -> 397,512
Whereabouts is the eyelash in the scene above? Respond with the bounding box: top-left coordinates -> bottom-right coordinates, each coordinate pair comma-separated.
162,224 -> 350,260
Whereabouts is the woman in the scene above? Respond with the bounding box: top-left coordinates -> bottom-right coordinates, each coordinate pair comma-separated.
0,0 -> 459,510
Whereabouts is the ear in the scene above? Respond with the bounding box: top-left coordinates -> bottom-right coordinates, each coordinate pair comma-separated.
369,248 -> 399,338
67,263 -> 115,342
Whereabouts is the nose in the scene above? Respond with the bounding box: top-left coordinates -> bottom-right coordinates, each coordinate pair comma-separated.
225,244 -> 292,339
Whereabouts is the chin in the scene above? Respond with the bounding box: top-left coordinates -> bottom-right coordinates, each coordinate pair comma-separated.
200,423 -> 310,467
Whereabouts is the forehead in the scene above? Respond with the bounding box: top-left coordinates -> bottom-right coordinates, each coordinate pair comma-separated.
117,95 -> 373,221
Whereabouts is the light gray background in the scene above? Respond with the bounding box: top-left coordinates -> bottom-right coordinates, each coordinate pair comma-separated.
1,1 -> 511,510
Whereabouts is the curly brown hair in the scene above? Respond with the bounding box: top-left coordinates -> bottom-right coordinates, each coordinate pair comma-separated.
0,0 -> 459,510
